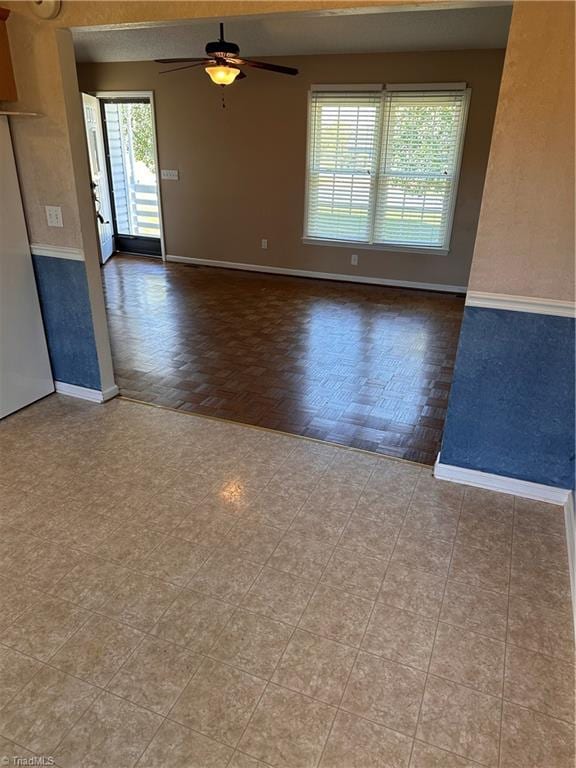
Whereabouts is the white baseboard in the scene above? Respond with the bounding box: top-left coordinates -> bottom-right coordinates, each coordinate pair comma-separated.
55,381 -> 119,403
564,493 -> 576,632
466,291 -> 576,318
434,456 -> 572,505
166,255 -> 467,294
30,244 -> 85,262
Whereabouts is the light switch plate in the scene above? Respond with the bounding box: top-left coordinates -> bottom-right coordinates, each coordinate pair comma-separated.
161,169 -> 179,181
45,205 -> 63,228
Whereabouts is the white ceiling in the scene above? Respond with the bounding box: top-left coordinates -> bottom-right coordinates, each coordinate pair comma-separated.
73,4 -> 512,63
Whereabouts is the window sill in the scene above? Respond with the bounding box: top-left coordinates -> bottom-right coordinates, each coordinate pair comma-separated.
302,237 -> 449,256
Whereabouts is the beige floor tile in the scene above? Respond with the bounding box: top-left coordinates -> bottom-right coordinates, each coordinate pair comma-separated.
108,635 -> 201,714
51,614 -> 142,686
239,683 -> 335,768
500,701 -> 575,768
416,676 -> 501,766
138,719 -> 232,768
0,666 -> 97,754
455,511 -> 512,555
0,576 -> 42,626
339,515 -> 398,560
289,507 -> 350,546
402,504 -> 460,542
391,533 -> 453,578
242,568 -> 315,625
504,645 -> 575,723
51,556 -> 131,610
153,589 -> 234,652
440,581 -> 508,641
243,486 -> 308,530
53,691 -> 162,768
462,487 -> 514,517
0,645 -> 43,704
410,741 -> 484,767
305,480 -> 364,513
188,553 -> 261,604
208,609 -> 292,678
56,508 -> 123,551
449,541 -> 510,593
130,493 -> 194,532
100,572 -> 179,631
362,604 -> 437,670
268,532 -> 334,582
174,506 -> 237,548
224,521 -> 285,564
0,735 -> 38,767
272,629 -> 356,705
514,498 -> 565,537
410,475 -> 464,513
319,710 -> 412,768
93,524 -> 166,566
229,751 -> 269,768
513,530 -> 569,572
379,564 -> 445,620
170,658 -> 266,746
507,595 -> 575,661
300,584 -> 373,647
354,488 -> 409,526
321,547 -> 387,600
0,596 -> 90,661
430,623 -> 505,696
510,559 -> 572,612
20,542 -> 82,591
133,537 -> 212,587
342,652 -> 426,735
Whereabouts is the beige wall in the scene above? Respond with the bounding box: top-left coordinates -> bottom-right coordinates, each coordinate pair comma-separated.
2,0 -> 447,251
78,50 -> 503,288
468,1 -> 575,301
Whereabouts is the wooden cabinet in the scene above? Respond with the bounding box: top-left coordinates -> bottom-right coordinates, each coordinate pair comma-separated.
0,8 -> 17,102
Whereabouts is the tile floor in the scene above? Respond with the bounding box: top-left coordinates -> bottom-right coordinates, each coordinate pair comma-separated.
0,395 -> 573,768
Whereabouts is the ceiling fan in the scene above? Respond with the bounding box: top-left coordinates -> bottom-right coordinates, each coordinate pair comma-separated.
156,23 -> 299,86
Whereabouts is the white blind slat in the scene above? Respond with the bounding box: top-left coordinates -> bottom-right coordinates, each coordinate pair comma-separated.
304,87 -> 469,249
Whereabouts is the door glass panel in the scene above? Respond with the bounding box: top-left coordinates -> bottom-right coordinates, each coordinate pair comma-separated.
103,100 -> 160,238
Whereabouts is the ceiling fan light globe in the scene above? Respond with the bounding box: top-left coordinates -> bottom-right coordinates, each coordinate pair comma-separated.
205,65 -> 240,86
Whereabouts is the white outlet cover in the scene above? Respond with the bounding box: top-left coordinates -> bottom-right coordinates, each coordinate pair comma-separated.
45,205 -> 63,228
261,239 -> 268,249
161,169 -> 179,180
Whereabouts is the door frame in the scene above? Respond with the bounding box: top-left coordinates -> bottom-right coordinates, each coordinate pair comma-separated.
93,90 -> 166,262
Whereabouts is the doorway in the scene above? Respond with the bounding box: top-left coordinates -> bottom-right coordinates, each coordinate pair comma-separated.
82,91 -> 164,261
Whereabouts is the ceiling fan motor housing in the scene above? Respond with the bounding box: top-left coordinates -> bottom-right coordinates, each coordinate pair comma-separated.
205,39 -> 240,59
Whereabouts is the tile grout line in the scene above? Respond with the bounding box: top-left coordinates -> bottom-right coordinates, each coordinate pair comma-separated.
406,478 -> 464,766
315,464 -> 424,767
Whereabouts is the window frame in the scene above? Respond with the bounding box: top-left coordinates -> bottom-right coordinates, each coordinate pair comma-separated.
302,83 -> 471,256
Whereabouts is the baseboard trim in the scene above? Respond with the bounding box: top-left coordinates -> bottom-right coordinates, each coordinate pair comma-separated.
55,381 -> 119,403
165,255 -> 467,294
465,291 -> 576,318
30,244 -> 85,262
434,456 -> 572,505
564,493 -> 576,632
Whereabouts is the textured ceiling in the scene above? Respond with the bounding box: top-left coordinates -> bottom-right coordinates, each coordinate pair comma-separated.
73,4 -> 512,63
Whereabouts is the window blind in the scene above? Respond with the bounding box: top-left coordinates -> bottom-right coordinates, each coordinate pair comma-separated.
306,90 -> 382,242
304,87 -> 469,251
373,90 -> 469,248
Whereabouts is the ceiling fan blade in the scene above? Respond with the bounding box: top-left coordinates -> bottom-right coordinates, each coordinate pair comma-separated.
235,59 -> 298,76
236,70 -> 247,80
159,61 -> 211,74
155,58 -> 207,63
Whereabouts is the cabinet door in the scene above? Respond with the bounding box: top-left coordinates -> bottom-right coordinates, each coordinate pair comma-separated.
0,116 -> 54,418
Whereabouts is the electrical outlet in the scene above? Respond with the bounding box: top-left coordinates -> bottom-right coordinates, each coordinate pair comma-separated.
351,253 -> 359,266
261,238 -> 268,250
161,169 -> 179,180
45,205 -> 63,228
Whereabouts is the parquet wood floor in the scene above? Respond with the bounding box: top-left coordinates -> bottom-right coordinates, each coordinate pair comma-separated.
102,255 -> 465,464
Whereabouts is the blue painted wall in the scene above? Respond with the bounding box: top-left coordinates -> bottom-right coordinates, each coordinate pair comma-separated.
441,306 -> 575,489
32,255 -> 101,390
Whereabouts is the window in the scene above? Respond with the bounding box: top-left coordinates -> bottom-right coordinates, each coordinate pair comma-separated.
304,85 -> 470,252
